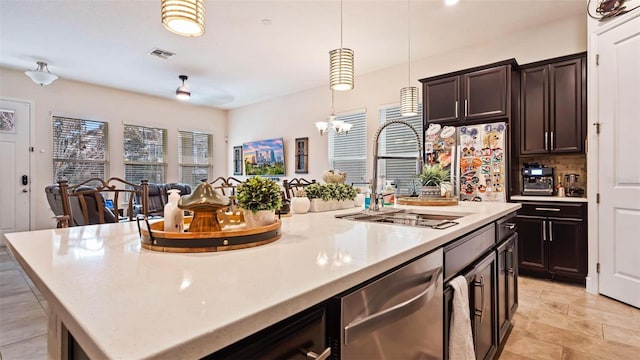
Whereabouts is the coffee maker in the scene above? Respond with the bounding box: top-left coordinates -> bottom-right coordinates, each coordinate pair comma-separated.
522,163 -> 554,196
565,173 -> 585,197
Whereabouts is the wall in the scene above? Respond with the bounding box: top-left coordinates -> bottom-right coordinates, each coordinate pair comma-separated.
0,68 -> 227,230
227,14 -> 587,184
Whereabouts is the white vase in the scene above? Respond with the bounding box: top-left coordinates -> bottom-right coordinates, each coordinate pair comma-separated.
354,193 -> 365,207
243,209 -> 275,228
290,197 -> 311,214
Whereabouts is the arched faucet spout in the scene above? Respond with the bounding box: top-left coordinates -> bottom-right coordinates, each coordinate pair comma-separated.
370,119 -> 423,212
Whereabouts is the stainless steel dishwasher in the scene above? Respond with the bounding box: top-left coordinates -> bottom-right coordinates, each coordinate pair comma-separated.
327,248 -> 443,359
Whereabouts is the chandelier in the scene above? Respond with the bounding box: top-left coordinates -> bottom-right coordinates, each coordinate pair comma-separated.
316,91 -> 352,136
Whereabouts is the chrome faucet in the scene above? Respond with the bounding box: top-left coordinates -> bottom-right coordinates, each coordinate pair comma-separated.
370,119 -> 423,212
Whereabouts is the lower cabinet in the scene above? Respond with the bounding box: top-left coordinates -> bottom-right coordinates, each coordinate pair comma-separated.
515,202 -> 587,285
470,252 -> 498,360
208,305 -> 327,359
444,251 -> 498,360
497,234 -> 518,342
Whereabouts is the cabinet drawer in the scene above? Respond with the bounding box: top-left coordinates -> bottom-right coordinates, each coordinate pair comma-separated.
444,223 -> 495,281
496,212 -> 517,242
517,202 -> 585,218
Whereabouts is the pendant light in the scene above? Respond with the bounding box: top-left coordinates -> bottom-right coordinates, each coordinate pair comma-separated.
400,0 -> 418,116
176,75 -> 191,100
161,0 -> 206,37
25,61 -> 58,86
329,0 -> 354,91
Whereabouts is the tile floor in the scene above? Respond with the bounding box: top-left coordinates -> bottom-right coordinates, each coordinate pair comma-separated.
1,245 -> 639,359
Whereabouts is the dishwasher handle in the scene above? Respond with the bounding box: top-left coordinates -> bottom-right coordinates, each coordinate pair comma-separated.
343,267 -> 441,345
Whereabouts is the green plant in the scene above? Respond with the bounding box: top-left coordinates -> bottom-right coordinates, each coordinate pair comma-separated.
304,183 -> 357,201
236,176 -> 282,213
419,164 -> 450,187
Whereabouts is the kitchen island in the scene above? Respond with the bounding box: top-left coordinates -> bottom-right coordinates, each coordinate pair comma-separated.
5,201 -> 520,359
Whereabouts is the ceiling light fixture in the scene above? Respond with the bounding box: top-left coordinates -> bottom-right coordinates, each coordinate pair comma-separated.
329,0 -> 354,91
316,91 -> 352,136
176,75 -> 191,100
400,0 -> 418,117
445,0 -> 460,6
24,61 -> 58,86
161,0 -> 205,37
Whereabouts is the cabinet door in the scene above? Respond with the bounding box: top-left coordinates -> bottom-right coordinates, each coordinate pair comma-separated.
496,234 -> 519,343
463,66 -> 508,121
471,252 -> 497,360
520,66 -> 549,154
516,215 -> 547,275
549,58 -> 584,153
548,217 -> 586,282
424,76 -> 460,124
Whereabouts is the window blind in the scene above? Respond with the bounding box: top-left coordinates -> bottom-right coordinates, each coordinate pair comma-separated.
123,124 -> 167,184
379,105 -> 423,194
328,110 -> 367,184
52,116 -> 109,183
178,130 -> 213,186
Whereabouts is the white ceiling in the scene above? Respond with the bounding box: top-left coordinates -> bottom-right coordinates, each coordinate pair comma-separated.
0,0 -> 585,109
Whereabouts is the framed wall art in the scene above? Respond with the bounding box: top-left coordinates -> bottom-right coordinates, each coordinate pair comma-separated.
243,138 -> 285,176
233,146 -> 243,175
294,137 -> 309,174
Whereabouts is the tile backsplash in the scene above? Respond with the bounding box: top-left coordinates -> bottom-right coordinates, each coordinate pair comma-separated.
519,154 -> 587,192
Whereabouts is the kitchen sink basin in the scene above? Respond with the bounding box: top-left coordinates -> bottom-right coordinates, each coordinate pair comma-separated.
335,209 -> 465,229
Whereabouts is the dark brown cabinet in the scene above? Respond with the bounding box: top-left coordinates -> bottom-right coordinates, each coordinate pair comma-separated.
515,202 -> 587,285
520,53 -> 586,155
497,234 -> 518,343
422,61 -> 515,126
469,252 -> 498,360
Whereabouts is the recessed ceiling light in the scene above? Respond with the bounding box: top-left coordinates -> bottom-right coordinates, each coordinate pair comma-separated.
261,18 -> 272,26
445,0 -> 459,6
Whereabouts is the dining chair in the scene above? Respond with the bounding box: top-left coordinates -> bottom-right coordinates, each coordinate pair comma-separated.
282,178 -> 317,199
57,177 -> 149,226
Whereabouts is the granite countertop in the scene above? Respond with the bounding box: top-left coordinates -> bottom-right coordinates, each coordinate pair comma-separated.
510,195 -> 588,203
5,202 -> 520,359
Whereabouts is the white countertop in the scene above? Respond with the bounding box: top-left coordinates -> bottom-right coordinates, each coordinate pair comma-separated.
510,195 -> 588,203
5,202 -> 520,359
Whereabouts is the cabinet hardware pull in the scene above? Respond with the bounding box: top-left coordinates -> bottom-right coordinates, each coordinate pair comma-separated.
304,347 -> 331,360
455,100 -> 458,118
504,222 -> 516,230
550,131 -> 555,150
473,275 -> 485,324
549,221 -> 553,242
545,131 -> 548,150
542,220 -> 547,241
464,99 -> 468,117
535,207 -> 560,212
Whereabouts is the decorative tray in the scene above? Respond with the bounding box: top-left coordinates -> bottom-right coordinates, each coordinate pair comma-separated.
136,216 -> 281,253
395,196 -> 459,206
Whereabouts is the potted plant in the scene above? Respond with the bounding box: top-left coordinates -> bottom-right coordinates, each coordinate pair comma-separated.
236,176 -> 282,227
290,189 -> 311,214
306,183 -> 357,212
418,164 -> 450,198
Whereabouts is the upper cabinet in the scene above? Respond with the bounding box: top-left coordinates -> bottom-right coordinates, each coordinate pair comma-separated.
421,60 -> 516,127
519,53 -> 586,155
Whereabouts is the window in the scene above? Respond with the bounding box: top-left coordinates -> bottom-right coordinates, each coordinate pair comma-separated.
178,130 -> 213,186
52,116 -> 109,183
379,105 -> 423,194
328,110 -> 367,184
123,124 -> 167,184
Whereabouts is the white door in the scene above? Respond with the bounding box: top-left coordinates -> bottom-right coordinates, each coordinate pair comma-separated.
0,99 -> 31,244
597,15 -> 640,308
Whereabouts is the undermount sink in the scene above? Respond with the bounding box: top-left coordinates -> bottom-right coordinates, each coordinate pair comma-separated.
335,209 -> 465,230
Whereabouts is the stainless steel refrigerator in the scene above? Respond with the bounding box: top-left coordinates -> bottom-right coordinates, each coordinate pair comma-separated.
424,122 -> 507,202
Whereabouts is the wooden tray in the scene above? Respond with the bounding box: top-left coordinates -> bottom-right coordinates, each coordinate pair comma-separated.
137,216 -> 281,253
395,196 -> 459,206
